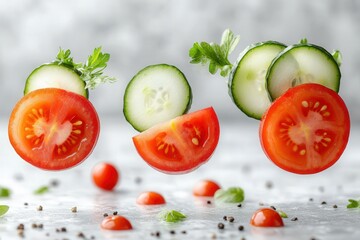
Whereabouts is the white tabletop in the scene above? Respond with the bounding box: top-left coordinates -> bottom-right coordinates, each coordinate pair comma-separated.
1,118 -> 359,240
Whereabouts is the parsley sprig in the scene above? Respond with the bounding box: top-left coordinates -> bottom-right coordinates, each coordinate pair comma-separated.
189,29 -> 240,77
55,47 -> 116,90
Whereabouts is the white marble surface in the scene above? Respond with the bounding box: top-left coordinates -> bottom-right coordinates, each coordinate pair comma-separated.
1,118 -> 360,240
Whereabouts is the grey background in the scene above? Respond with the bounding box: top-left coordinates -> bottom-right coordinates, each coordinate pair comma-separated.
1,0 -> 359,124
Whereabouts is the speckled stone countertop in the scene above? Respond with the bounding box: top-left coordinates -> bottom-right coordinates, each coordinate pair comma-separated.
1,119 -> 360,240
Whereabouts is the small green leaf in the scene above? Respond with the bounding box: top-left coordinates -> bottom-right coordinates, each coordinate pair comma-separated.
299,38 -> 308,44
0,187 -> 11,197
347,199 -> 360,208
214,187 -> 244,203
34,186 -> 49,195
158,210 -> 186,223
0,205 -> 9,217
332,50 -> 342,67
278,210 -> 288,218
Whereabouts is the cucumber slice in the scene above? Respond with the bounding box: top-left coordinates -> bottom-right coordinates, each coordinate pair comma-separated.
229,41 -> 286,119
266,43 -> 341,100
123,64 -> 192,132
24,63 -> 88,98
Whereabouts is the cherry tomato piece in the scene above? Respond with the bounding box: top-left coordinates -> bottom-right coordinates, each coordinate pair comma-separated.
92,162 -> 119,191
8,88 -> 100,170
193,179 -> 221,197
133,107 -> 220,174
260,83 -> 350,174
250,208 -> 284,227
136,191 -> 166,205
101,215 -> 133,231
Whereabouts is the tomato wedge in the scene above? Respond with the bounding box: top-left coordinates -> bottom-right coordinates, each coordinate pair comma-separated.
8,88 -> 100,170
133,107 -> 220,174
260,83 -> 350,174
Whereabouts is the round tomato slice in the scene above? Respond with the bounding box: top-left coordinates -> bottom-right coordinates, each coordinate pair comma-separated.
8,88 -> 100,170
260,83 -> 350,174
132,107 -> 220,174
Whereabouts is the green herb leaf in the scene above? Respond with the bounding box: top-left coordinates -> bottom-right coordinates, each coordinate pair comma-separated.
34,186 -> 49,195
158,210 -> 187,223
278,210 -> 288,218
55,47 -> 116,90
347,199 -> 360,208
214,187 -> 244,203
189,29 -> 240,77
299,38 -> 308,44
332,50 -> 342,67
0,187 -> 11,197
0,205 -> 9,217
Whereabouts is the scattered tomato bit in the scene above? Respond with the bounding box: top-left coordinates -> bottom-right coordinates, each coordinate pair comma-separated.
101,215 -> 133,231
193,180 -> 221,197
92,162 -> 119,191
250,208 -> 284,227
136,191 -> 166,205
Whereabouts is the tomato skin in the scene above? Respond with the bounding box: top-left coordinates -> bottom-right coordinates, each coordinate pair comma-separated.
101,215 -> 133,231
260,83 -> 350,174
193,180 -> 221,197
136,191 -> 166,205
250,208 -> 284,227
92,162 -> 119,191
8,88 -> 100,170
133,107 -> 220,174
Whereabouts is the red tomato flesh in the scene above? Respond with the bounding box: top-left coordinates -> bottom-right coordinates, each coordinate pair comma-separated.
8,88 -> 100,170
136,191 -> 166,205
260,83 -> 350,174
101,215 -> 133,231
92,162 -> 119,191
193,179 -> 221,197
133,107 -> 220,174
250,208 -> 284,227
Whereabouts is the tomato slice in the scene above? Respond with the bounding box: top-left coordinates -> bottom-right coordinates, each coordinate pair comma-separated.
260,83 -> 350,174
8,88 -> 100,170
133,107 -> 220,174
